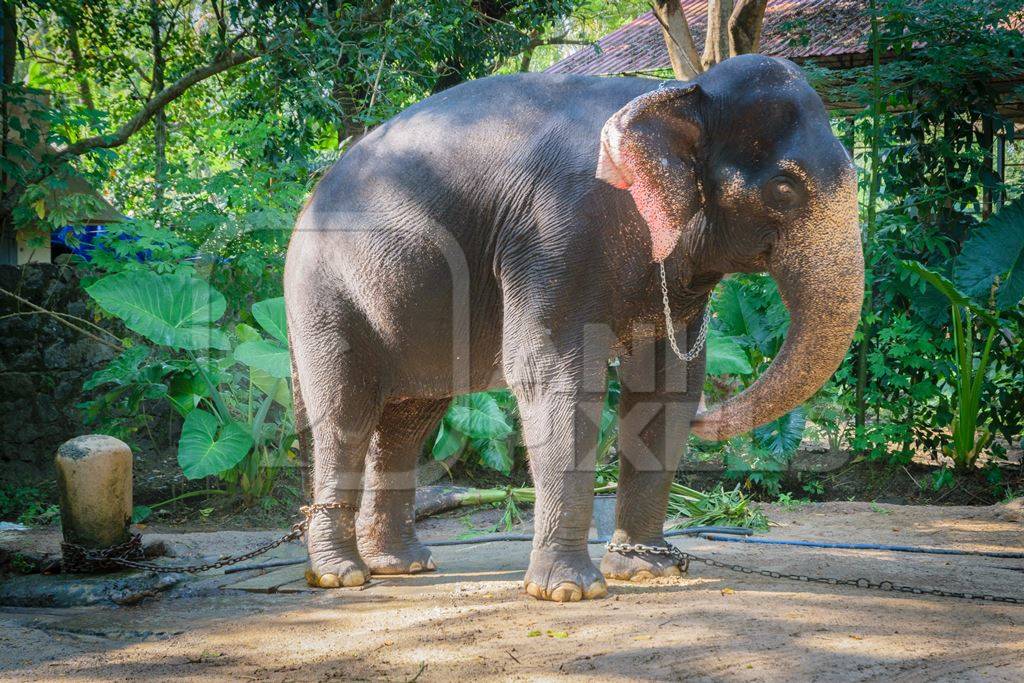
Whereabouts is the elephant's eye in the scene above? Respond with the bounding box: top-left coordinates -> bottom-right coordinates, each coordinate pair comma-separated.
766,176 -> 801,209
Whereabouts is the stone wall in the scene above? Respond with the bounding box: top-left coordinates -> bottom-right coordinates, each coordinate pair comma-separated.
0,264 -> 116,480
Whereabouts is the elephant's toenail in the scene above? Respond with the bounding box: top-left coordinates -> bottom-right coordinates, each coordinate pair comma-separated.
305,569 -> 317,586
664,565 -> 682,577
319,573 -> 341,588
342,570 -> 365,587
525,582 -> 544,599
408,561 -> 423,572
425,558 -> 436,570
550,583 -> 582,602
585,580 -> 608,599
631,570 -> 655,581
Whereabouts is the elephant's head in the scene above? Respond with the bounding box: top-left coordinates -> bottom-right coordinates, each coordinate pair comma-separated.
597,54 -> 863,441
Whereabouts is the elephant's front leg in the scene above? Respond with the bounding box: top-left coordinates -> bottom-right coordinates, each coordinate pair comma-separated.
600,326 -> 704,581
506,340 -> 608,602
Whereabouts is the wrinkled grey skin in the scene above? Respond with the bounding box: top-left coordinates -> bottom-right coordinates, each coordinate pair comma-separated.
284,55 -> 864,600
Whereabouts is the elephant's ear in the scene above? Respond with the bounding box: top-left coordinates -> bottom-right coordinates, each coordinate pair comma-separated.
596,84 -> 703,263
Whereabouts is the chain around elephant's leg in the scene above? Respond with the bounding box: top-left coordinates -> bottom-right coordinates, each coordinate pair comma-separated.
600,331 -> 703,582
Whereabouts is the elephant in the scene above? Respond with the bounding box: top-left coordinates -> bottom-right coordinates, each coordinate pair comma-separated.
284,54 -> 863,601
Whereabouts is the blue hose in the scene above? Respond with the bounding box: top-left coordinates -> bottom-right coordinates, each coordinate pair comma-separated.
424,525 -> 753,547
698,533 -> 1024,559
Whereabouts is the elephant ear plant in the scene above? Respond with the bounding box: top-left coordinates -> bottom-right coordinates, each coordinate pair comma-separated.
83,271 -> 296,509
901,197 -> 1024,477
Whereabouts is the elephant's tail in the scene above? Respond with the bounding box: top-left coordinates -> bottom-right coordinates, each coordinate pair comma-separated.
289,331 -> 313,503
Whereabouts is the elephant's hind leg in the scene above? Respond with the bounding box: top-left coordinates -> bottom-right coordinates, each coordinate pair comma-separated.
357,399 -> 448,574
290,311 -> 381,589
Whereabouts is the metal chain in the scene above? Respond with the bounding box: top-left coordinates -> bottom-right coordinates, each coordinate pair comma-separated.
659,260 -> 711,362
60,503 -> 352,575
606,541 -> 1024,605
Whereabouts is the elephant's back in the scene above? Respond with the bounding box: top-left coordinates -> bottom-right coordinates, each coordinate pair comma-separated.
306,73 -> 658,232
285,73 -> 657,397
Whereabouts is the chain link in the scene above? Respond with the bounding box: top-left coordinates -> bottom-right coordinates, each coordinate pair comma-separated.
659,261 -> 710,362
606,541 -> 1024,605
60,503 -> 353,575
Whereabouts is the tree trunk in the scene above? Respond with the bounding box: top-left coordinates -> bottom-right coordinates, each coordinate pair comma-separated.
728,0 -> 768,56
702,0 -> 732,69
653,1 -> 767,80
66,24 -> 94,110
855,0 -> 883,437
651,0 -> 703,80
150,0 -> 167,223
1,0 -> 17,262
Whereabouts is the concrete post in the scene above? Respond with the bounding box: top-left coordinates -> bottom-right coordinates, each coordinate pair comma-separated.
55,435 -> 133,549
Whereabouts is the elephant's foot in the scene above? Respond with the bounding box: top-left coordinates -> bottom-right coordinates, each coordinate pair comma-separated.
600,538 -> 684,581
305,560 -> 367,588
523,548 -> 608,602
359,538 -> 437,575
306,513 -> 369,588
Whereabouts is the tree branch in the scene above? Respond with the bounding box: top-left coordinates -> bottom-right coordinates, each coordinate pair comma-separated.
651,0 -> 703,80
0,285 -> 124,352
53,48 -> 259,159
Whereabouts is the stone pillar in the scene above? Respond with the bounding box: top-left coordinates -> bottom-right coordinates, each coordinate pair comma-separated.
55,435 -> 133,549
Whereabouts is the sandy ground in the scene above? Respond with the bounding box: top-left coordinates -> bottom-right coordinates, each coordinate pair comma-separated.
1,500 -> 1023,682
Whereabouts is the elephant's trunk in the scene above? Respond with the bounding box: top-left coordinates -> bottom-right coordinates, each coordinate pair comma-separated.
690,170 -> 863,441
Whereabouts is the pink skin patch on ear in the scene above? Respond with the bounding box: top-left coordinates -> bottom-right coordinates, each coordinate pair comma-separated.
629,175 -> 682,263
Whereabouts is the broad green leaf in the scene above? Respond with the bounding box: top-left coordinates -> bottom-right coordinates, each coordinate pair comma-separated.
752,407 -> 806,456
235,322 -> 261,344
477,438 -> 513,475
901,260 -> 968,305
86,271 -> 229,350
177,409 -> 253,479
166,373 -> 208,416
954,198 -> 1024,310
235,340 -> 291,378
251,368 -> 291,407
706,330 -> 754,376
82,346 -> 150,390
447,393 -> 513,440
900,260 -> 1000,327
131,505 -> 152,524
432,422 -> 467,460
252,297 -> 288,344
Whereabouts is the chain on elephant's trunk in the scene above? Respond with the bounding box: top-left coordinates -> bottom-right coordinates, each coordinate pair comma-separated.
604,541 -> 1024,605
59,503 -> 349,575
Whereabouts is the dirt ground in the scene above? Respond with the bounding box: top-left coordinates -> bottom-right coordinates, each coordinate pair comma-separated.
1,500 -> 1022,682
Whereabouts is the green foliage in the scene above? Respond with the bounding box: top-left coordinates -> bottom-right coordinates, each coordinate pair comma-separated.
81,275 -> 296,500
178,409 -> 256,480
0,484 -> 58,526
706,329 -> 754,376
900,259 -> 1001,471
954,198 -> 1024,310
752,407 -> 807,458
819,0 -> 1024,472
433,391 -> 517,475
87,271 -> 231,351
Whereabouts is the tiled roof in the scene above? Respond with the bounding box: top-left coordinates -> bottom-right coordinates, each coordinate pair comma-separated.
545,0 -> 870,76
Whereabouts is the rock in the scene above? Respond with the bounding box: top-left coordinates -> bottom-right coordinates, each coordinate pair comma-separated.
55,435 -> 133,549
